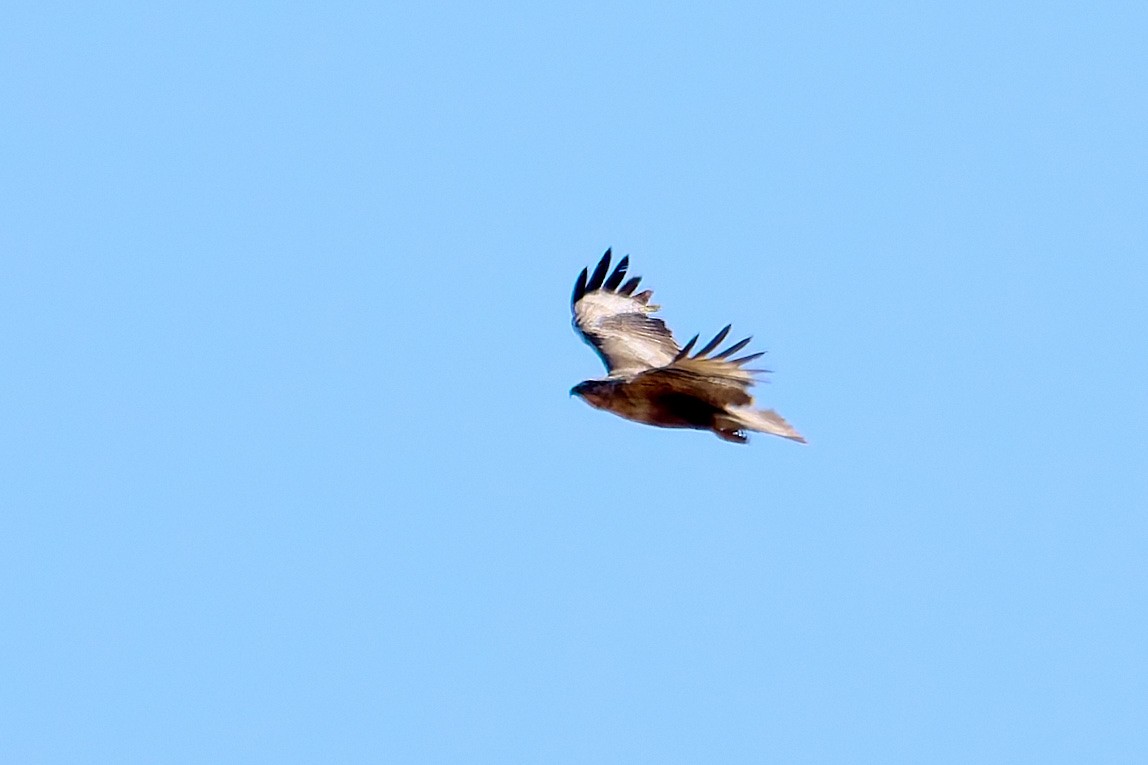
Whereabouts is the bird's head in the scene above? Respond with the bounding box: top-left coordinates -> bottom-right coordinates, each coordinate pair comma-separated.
570,379 -> 613,408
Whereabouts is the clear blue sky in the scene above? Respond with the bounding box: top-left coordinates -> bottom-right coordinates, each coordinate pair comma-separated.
3,2 -> 1146,762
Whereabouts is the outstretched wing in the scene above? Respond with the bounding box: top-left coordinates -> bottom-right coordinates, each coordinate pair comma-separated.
571,249 -> 680,375
630,325 -> 806,443
630,323 -> 766,405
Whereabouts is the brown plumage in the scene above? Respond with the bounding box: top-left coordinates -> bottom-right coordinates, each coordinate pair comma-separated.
570,248 -> 805,444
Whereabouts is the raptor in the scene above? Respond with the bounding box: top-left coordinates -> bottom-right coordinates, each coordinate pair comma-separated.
570,249 -> 805,444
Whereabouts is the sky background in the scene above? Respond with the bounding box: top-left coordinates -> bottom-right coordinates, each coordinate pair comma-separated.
3,2 -> 1147,762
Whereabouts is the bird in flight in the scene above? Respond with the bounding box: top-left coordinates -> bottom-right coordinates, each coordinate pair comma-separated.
570,249 -> 805,444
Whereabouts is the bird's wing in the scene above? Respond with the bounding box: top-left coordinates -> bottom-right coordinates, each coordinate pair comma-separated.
572,249 -> 680,375
629,325 -> 807,443
629,323 -> 766,405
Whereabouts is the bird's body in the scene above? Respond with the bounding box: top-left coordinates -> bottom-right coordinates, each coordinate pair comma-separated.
570,249 -> 805,445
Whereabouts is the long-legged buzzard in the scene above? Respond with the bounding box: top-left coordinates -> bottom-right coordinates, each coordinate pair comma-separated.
570,249 -> 805,444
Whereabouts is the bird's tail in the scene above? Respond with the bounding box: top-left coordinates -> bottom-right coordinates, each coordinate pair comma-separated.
721,406 -> 806,443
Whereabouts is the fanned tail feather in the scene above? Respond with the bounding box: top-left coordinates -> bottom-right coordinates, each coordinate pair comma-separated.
723,406 -> 806,443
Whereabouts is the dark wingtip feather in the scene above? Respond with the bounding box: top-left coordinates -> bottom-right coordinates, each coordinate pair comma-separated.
586,249 -> 611,292
618,276 -> 641,296
674,334 -> 700,361
696,325 -> 732,357
603,255 -> 629,290
713,336 -> 752,360
731,351 -> 766,365
572,268 -> 588,306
